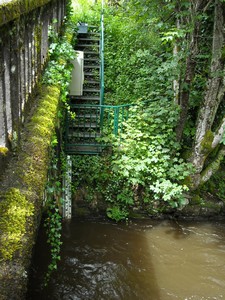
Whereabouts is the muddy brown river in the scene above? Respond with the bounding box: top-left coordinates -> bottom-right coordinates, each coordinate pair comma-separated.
27,218 -> 225,299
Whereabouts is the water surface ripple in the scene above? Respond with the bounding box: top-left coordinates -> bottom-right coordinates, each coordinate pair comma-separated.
27,219 -> 225,300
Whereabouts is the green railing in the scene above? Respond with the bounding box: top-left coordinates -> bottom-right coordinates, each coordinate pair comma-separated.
100,1 -> 105,130
65,103 -> 136,153
67,103 -> 134,133
100,1 -> 104,106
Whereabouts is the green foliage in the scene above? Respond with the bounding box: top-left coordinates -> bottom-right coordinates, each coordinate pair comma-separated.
43,144 -> 64,285
104,3 -> 181,105
71,155 -> 131,221
106,206 -> 128,222
42,1 -> 74,284
42,24 -> 75,105
71,0 -> 101,26
69,0 -> 194,220
108,100 -> 192,208
72,155 -> 109,192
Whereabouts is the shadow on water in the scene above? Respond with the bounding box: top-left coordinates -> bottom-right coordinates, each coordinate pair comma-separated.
27,218 -> 161,300
27,218 -> 225,299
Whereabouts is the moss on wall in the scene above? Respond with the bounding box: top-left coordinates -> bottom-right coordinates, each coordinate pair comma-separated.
0,188 -> 34,260
0,0 -> 52,26
0,147 -> 8,156
0,1 -> 72,296
0,85 -> 60,262
0,84 -> 61,299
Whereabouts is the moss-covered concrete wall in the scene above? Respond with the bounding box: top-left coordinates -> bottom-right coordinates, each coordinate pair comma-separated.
0,85 -> 61,299
0,0 -> 66,174
0,0 -> 51,26
0,0 -> 68,298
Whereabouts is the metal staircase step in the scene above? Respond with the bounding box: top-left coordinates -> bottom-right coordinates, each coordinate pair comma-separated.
83,88 -> 100,93
79,37 -> 99,42
84,51 -> 99,56
78,33 -> 100,38
69,132 -> 101,138
70,96 -> 100,102
72,123 -> 100,129
84,72 -> 100,77
84,79 -> 100,85
65,144 -> 104,155
84,63 -> 100,67
76,97 -> 100,102
84,65 -> 100,69
76,113 -> 100,119
84,57 -> 100,62
78,44 -> 99,47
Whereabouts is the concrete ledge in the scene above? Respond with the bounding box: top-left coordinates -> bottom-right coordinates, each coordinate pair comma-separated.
0,0 -> 52,26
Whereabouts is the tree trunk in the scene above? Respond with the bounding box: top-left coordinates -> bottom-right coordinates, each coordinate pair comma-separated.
175,1 -> 206,142
189,0 -> 225,189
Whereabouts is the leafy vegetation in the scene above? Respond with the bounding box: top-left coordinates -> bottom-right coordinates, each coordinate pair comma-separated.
70,0 -> 225,220
70,0 -> 192,219
109,101 -> 193,208
44,144 -> 63,284
42,0 -> 75,282
42,19 -> 75,108
104,5 -> 179,104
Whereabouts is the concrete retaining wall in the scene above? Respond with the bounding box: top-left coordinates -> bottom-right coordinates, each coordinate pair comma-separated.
0,0 -> 66,165
0,1 -> 68,299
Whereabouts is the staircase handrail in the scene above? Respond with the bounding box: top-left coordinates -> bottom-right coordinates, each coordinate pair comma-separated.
69,99 -> 153,109
69,100 -> 152,136
100,1 -> 104,106
65,100 -> 154,153
70,103 -> 135,109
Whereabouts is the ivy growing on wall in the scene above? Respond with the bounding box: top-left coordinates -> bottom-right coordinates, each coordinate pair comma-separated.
42,0 -> 75,283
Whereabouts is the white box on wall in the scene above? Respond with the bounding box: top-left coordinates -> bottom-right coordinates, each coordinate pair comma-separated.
69,51 -> 84,96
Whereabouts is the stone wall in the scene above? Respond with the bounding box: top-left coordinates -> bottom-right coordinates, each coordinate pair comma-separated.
0,0 -> 66,169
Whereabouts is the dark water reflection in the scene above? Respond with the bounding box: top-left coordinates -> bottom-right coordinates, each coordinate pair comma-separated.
27,219 -> 225,300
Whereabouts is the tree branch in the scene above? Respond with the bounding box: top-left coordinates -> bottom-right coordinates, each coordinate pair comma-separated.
203,0 -> 214,12
200,145 -> 225,185
195,0 -> 224,138
212,115 -> 225,149
190,0 -> 225,173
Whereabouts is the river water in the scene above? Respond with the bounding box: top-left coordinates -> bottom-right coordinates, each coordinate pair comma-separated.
27,218 -> 225,300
